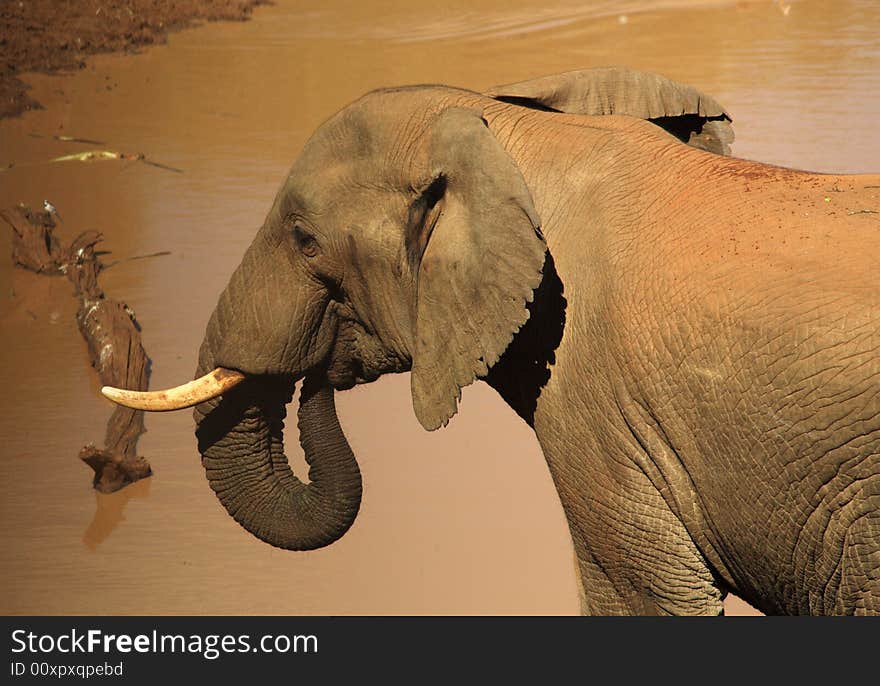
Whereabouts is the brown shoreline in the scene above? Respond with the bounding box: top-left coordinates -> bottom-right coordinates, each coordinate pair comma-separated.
0,0 -> 269,119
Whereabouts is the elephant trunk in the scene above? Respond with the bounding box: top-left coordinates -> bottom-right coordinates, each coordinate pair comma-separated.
194,364 -> 362,550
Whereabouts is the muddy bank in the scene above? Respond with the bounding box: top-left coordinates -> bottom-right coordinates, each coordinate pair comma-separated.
1,0 -> 267,118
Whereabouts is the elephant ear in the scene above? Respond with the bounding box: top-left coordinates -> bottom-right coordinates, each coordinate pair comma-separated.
408,107 -> 546,431
486,66 -> 734,155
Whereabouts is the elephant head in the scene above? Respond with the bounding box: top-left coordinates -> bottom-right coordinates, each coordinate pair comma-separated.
109,89 -> 547,549
102,69 -> 732,551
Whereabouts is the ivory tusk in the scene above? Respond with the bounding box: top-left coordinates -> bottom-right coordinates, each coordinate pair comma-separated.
101,367 -> 245,411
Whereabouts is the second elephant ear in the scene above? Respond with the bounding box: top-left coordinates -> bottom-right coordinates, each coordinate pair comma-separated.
486,66 -> 734,155
409,107 -> 546,431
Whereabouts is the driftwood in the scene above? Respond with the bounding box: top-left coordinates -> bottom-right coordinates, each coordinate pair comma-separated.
5,204 -> 63,274
1,205 -> 152,492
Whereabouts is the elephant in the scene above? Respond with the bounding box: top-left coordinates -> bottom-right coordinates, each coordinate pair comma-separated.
103,67 -> 880,616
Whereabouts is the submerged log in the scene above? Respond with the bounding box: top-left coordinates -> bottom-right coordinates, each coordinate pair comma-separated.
70,235 -> 153,492
3,205 -> 153,492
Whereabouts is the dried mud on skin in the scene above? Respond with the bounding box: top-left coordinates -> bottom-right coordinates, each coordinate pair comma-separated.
1,0 -> 268,118
1,205 -> 152,492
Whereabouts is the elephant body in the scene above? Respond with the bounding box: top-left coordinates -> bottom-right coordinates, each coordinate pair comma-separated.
487,106 -> 880,614
151,68 -> 878,615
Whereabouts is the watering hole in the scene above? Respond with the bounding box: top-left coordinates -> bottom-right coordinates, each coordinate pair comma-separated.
1,0 -> 878,615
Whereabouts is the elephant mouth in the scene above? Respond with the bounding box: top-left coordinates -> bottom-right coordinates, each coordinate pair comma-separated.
323,318 -> 411,391
325,354 -> 375,391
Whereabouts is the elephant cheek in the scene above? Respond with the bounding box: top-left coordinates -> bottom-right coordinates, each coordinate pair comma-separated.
206,226 -> 339,377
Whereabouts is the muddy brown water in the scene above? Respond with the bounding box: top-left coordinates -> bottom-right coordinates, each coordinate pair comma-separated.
1,0 -> 878,615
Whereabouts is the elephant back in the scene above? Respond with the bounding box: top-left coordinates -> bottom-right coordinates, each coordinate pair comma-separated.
486,66 -> 734,156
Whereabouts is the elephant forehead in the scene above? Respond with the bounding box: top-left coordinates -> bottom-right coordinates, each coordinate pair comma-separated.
291,86 -> 483,184
282,158 -> 415,219
283,152 -> 421,221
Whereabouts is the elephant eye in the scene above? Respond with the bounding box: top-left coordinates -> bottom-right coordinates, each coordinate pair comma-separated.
292,224 -> 320,258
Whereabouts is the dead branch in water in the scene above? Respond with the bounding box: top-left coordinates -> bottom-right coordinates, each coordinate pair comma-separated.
1,205 -> 153,493
1,204 -> 64,274
103,250 -> 172,270
0,151 -> 184,174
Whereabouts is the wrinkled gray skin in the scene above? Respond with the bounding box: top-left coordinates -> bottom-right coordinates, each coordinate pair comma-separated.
194,68 -> 880,615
